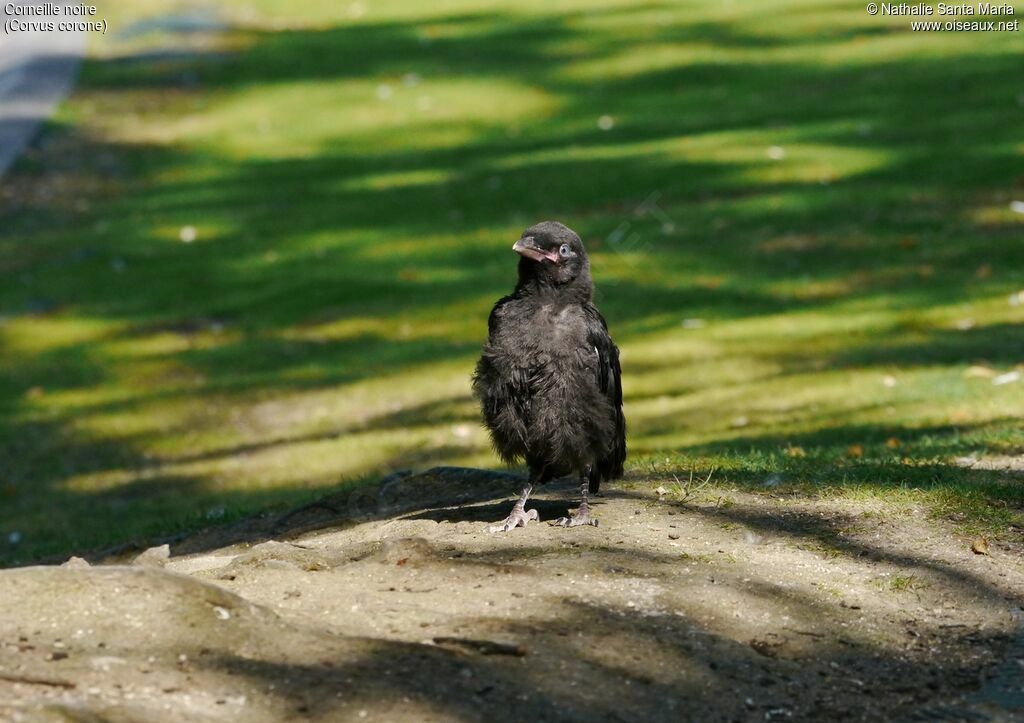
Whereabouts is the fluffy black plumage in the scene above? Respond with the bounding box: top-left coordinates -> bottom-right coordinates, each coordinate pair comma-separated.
473,221 -> 626,531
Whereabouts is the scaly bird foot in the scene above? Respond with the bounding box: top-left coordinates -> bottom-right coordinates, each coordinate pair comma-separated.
553,504 -> 598,528
487,507 -> 539,533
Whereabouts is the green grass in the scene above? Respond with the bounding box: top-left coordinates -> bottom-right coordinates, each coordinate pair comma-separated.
1,0 -> 1023,564
884,573 -> 928,594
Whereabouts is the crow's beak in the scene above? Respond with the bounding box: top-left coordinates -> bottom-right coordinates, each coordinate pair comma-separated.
513,236 -> 559,263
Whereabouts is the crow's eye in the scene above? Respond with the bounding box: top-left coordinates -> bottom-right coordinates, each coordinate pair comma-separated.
559,243 -> 572,257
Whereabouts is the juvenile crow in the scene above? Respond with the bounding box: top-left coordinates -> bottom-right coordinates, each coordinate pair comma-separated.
473,221 -> 625,532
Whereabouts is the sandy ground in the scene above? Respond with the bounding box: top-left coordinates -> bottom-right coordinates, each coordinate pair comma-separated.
1,467 -> 1022,722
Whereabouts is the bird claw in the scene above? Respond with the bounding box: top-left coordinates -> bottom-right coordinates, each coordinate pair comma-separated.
487,507 -> 539,533
552,505 -> 598,528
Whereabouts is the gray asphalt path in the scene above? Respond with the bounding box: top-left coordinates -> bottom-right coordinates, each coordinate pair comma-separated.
0,1 -> 85,177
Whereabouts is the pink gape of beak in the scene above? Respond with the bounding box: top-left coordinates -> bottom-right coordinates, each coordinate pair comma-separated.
513,236 -> 560,263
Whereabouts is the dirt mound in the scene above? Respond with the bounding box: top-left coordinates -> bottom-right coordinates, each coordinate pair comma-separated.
0,565 -> 536,722
2,468 -> 1022,721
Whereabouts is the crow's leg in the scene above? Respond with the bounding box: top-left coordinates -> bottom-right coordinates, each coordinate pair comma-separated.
554,469 -> 598,528
487,483 -> 539,533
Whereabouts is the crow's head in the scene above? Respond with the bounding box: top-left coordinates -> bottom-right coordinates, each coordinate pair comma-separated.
513,221 -> 590,290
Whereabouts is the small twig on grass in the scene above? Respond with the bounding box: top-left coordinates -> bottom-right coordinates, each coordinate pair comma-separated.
665,467 -> 716,502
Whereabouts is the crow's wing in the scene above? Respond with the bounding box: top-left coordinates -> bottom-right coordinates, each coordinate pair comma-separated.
472,295 -> 529,463
487,294 -> 514,337
583,303 -> 626,490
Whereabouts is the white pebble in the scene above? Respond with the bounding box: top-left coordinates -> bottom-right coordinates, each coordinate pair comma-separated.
993,370 -> 1021,386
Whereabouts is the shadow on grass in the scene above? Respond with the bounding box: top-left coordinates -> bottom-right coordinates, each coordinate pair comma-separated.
1,4 -> 1023,563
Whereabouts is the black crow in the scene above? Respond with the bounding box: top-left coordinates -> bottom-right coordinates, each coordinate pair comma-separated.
473,221 -> 626,532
